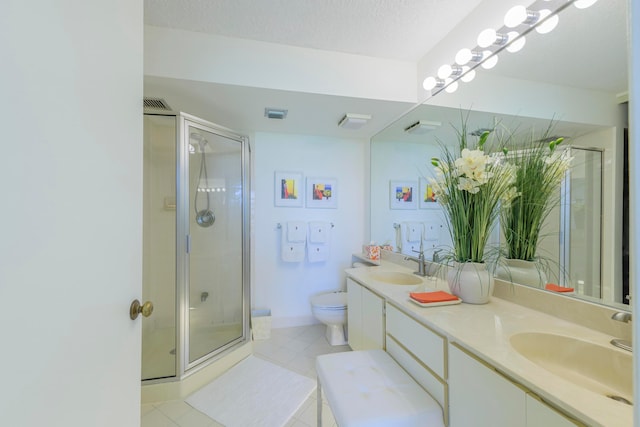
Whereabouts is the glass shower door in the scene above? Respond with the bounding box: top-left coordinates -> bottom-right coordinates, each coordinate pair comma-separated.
142,114 -> 177,381
184,121 -> 245,366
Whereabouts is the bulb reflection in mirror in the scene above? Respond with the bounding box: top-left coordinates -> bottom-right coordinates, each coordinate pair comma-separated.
536,10 -> 559,34
481,52 -> 498,69
460,67 -> 476,83
445,79 -> 459,93
574,0 -> 598,8
506,32 -> 526,53
423,76 -> 437,90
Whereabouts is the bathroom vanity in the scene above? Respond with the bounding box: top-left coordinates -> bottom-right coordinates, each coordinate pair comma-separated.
345,261 -> 632,427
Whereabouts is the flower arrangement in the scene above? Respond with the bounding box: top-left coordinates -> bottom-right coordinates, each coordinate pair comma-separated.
430,123 -> 517,264
500,133 -> 572,261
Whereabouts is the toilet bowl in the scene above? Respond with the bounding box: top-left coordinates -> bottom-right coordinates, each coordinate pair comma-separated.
311,291 -> 348,346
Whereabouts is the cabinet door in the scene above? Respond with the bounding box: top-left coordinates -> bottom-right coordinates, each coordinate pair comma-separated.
449,344 -> 526,427
346,278 -> 363,350
361,286 -> 384,350
526,394 -> 581,426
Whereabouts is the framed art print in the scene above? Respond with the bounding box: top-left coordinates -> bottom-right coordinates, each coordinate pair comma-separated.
419,177 -> 439,209
274,171 -> 303,207
389,180 -> 417,210
306,177 -> 337,208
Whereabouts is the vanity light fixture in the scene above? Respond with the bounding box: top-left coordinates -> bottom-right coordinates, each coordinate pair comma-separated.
420,0 -> 584,98
264,108 -> 288,120
422,76 -> 446,91
404,120 -> 442,135
477,28 -> 509,48
504,6 -> 540,28
338,113 -> 371,129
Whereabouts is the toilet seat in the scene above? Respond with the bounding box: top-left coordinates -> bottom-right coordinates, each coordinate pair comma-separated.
311,291 -> 347,310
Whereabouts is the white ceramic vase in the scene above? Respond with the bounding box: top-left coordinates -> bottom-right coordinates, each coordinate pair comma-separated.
495,259 -> 547,288
447,262 -> 494,304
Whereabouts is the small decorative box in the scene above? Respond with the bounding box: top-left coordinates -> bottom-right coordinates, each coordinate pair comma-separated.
364,245 -> 380,260
380,245 -> 393,252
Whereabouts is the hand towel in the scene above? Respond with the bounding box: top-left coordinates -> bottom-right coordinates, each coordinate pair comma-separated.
287,221 -> 307,242
308,221 -> 329,243
410,291 -> 459,303
308,243 -> 329,262
545,283 -> 574,293
281,225 -> 305,262
405,222 -> 424,242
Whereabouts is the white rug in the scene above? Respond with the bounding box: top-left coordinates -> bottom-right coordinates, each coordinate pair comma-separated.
186,356 -> 316,427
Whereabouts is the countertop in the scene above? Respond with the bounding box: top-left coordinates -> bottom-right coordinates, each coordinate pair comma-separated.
345,261 -> 633,427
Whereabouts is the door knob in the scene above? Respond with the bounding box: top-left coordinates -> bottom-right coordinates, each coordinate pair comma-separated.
130,299 -> 154,320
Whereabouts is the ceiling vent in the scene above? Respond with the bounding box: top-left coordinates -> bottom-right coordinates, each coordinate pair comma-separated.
338,113 -> 371,130
264,108 -> 288,120
404,120 -> 441,135
144,97 -> 172,111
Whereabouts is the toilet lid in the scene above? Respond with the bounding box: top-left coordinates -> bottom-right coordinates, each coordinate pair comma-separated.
311,291 -> 347,309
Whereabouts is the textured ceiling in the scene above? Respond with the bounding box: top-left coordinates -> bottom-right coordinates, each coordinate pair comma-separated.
144,0 -> 483,61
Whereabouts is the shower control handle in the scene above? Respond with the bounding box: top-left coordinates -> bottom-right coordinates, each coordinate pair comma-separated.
130,299 -> 154,320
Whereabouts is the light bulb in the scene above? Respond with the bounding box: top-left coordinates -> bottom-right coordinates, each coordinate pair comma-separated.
506,32 -> 526,53
574,0 -> 598,8
535,10 -> 559,34
460,67 -> 476,83
423,76 -> 437,90
504,5 -> 527,27
445,79 -> 459,93
477,28 -> 497,48
481,52 -> 498,69
455,48 -> 472,65
437,64 -> 453,79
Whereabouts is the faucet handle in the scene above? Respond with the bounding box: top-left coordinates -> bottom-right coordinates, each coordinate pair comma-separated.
611,311 -> 632,323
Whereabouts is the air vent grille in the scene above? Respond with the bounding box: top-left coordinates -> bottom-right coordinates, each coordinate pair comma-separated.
144,97 -> 172,111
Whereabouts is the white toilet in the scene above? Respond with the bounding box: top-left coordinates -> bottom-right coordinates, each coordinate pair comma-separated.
310,291 -> 348,346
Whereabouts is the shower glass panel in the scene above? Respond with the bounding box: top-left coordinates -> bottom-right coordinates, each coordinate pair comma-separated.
142,111 -> 250,383
185,122 -> 244,365
565,148 -> 602,298
142,114 -> 177,381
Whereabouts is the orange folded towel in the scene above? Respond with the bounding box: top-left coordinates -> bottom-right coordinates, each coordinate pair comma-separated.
410,291 -> 459,303
545,283 -> 574,293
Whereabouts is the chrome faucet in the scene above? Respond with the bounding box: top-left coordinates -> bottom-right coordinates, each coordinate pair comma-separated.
610,311 -> 632,352
404,241 -> 427,277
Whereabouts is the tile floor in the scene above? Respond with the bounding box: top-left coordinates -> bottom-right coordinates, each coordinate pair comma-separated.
141,324 -> 350,427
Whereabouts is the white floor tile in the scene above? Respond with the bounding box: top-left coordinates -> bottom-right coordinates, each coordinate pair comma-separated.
175,408 -> 218,427
141,408 -> 179,427
155,400 -> 195,421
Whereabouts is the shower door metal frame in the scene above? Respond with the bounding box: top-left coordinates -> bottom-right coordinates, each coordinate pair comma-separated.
176,112 -> 251,376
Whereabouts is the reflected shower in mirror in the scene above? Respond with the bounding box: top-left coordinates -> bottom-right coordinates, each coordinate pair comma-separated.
369,0 -> 629,309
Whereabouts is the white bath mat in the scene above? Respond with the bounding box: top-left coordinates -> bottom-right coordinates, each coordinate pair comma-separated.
186,355 -> 315,427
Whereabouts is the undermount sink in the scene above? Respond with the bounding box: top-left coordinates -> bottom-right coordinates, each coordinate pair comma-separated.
510,332 -> 633,404
367,271 -> 423,285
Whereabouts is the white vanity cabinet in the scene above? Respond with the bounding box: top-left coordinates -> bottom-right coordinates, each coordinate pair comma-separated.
346,278 -> 384,350
449,344 -> 583,427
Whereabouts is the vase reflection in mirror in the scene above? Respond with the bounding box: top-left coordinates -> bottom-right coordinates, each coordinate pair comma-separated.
495,259 -> 548,288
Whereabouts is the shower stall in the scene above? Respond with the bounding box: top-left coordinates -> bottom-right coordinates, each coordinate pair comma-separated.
142,111 -> 250,382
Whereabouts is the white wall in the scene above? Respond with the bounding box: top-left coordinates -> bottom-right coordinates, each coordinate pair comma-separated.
0,1 -> 143,426
253,132 -> 367,327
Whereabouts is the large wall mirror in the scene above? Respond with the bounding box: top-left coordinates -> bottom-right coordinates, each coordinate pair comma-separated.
369,0 -> 629,310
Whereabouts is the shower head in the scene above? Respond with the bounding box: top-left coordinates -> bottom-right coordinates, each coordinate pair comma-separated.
190,133 -> 208,153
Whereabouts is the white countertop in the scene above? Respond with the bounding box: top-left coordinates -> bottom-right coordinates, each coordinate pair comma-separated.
346,262 -> 633,427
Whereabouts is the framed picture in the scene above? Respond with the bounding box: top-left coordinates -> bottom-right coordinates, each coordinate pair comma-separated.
274,171 -> 303,207
419,178 -> 440,209
306,177 -> 337,208
389,180 -> 417,210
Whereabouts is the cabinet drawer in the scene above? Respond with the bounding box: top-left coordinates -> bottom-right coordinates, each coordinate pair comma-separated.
387,337 -> 447,416
386,304 -> 446,379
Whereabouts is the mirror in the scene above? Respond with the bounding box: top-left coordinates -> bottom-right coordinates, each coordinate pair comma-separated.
369,0 -> 629,309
